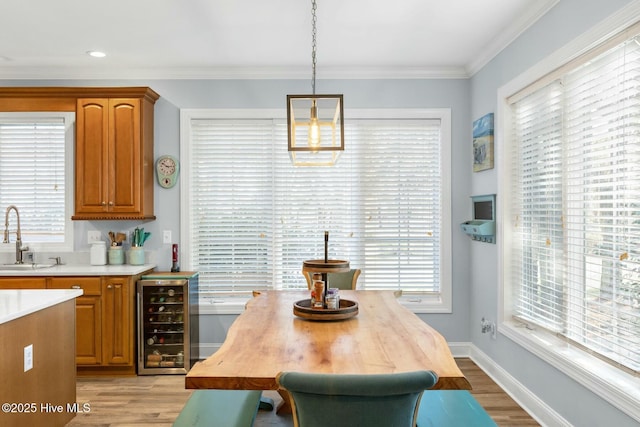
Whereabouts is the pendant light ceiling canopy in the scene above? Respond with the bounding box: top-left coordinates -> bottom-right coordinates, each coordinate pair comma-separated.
287,0 -> 344,167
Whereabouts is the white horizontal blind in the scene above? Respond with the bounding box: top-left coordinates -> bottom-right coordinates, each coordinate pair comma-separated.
359,120 -> 442,293
510,35 -> 640,372
0,116 -> 66,243
272,120 -> 357,289
188,119 -> 274,291
511,80 -> 565,332
187,115 -> 443,295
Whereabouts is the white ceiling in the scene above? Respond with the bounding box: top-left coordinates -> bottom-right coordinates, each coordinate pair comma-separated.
0,0 -> 557,80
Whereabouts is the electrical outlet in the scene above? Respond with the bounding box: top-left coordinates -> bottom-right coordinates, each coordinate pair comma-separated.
24,344 -> 33,372
87,230 -> 102,244
481,317 -> 497,340
163,230 -> 172,244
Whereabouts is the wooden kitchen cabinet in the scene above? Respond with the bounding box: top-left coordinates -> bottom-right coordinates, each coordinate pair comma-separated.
73,87 -> 159,220
75,296 -> 102,365
48,277 -> 102,365
46,274 -> 142,374
0,277 -> 46,288
102,276 -> 133,366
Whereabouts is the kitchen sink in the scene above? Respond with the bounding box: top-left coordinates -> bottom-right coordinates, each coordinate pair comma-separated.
0,263 -> 55,271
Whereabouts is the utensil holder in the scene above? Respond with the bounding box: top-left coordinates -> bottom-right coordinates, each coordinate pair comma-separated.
108,247 -> 124,265
129,247 -> 145,265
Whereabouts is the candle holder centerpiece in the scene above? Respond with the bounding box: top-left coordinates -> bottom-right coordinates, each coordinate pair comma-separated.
293,231 -> 359,321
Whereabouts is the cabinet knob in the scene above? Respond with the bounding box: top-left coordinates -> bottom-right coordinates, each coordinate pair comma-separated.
108,201 -> 114,206
101,201 -> 107,206
71,285 -> 81,289
107,284 -> 113,289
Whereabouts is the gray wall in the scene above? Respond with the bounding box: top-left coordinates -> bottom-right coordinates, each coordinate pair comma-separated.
469,0 -> 637,426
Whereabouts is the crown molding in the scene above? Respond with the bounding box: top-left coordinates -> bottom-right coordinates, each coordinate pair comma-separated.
466,0 -> 560,77
0,65 -> 469,81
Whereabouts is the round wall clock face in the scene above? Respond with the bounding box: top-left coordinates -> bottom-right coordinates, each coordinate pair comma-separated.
156,155 -> 179,188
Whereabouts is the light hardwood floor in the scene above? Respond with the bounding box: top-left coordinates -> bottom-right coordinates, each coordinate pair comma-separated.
66,358 -> 539,427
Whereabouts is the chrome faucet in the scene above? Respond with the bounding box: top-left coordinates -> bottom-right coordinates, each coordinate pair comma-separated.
3,205 -> 29,264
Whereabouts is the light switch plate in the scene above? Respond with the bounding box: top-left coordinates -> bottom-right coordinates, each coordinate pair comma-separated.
163,230 -> 172,244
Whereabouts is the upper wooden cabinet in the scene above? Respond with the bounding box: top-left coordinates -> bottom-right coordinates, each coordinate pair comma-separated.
0,86 -> 160,221
73,88 -> 159,220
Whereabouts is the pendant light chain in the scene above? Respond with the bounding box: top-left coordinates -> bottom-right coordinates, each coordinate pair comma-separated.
311,0 -> 318,95
287,0 -> 343,166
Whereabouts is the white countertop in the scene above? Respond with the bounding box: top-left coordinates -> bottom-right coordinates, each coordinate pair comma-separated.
0,289 -> 83,324
0,264 -> 156,277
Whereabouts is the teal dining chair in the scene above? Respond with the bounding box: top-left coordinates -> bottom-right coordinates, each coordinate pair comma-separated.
276,370 -> 439,427
303,268 -> 361,290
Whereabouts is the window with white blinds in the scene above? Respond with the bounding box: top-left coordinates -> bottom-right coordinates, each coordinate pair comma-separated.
0,113 -> 73,250
181,110 -> 450,306
508,32 -> 640,372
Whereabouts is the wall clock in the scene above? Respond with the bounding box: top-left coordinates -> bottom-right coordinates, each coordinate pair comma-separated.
155,155 -> 180,188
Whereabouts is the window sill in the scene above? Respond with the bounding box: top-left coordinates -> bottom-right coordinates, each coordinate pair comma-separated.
197,292 -> 451,315
397,294 -> 451,313
501,320 -> 640,423
198,296 -> 249,315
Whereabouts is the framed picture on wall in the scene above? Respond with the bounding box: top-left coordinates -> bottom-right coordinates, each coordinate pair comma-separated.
473,113 -> 494,172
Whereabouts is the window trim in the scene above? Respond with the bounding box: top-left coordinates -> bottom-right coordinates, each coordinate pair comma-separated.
497,6 -> 640,422
179,108 -> 452,313
0,112 -> 74,253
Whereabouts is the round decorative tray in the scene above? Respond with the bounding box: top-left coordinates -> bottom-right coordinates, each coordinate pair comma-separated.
302,259 -> 350,274
293,298 -> 358,321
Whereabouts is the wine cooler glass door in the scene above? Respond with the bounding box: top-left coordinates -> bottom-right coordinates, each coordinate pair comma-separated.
137,279 -> 189,374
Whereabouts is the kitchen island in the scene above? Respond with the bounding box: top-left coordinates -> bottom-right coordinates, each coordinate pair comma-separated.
0,289 -> 82,427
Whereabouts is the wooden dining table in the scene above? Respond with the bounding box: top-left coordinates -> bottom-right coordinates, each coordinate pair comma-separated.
186,290 -> 471,402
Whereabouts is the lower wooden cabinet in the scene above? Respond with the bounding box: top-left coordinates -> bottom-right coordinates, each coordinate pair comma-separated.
102,276 -> 132,366
49,277 -> 103,366
0,278 -> 47,288
49,276 -> 136,373
75,295 -> 102,365
0,273 -> 145,375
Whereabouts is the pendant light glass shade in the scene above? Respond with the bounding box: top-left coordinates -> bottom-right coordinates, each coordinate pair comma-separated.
287,94 -> 344,166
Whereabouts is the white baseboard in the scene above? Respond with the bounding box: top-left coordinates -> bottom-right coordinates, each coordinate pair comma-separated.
448,341 -> 472,358
197,343 -> 222,360
468,344 -> 571,427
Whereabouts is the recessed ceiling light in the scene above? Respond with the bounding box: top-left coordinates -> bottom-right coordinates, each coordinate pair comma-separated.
87,51 -> 106,58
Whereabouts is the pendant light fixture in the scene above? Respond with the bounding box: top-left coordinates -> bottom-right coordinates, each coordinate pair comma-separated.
287,0 -> 344,167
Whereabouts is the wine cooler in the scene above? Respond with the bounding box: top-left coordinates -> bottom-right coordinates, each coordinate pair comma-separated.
137,272 -> 199,375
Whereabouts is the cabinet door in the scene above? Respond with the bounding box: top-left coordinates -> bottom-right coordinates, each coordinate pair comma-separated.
75,296 -> 102,365
48,277 -> 102,365
102,276 -> 132,365
73,91 -> 155,220
0,278 -> 46,288
109,98 -> 142,214
75,98 -> 109,214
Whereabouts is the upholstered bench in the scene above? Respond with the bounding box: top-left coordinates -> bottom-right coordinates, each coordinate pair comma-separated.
416,390 -> 497,427
173,389 -> 262,427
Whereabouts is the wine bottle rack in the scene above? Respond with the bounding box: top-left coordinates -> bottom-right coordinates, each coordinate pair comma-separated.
137,279 -> 191,374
